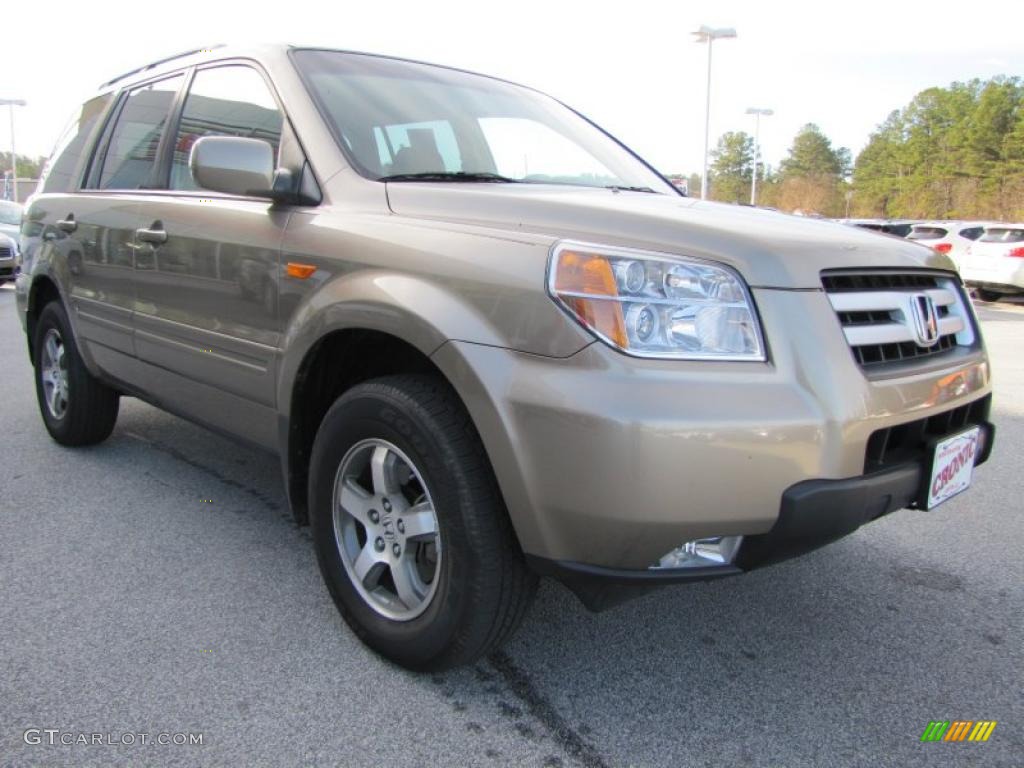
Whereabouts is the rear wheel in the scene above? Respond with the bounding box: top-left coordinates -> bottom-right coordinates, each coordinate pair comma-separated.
974,289 -> 1001,303
33,301 -> 119,446
308,374 -> 536,670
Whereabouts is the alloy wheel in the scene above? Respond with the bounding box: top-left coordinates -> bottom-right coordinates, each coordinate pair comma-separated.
332,438 -> 442,620
40,328 -> 69,420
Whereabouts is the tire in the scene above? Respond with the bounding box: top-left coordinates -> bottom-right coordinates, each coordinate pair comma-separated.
308,374 -> 537,670
974,289 -> 1001,303
33,300 -> 119,446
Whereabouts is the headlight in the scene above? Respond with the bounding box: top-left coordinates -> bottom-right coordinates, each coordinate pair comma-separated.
547,241 -> 765,360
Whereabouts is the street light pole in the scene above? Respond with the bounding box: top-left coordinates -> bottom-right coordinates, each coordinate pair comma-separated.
693,25 -> 737,201
702,39 -> 713,201
0,98 -> 28,202
745,107 -> 773,206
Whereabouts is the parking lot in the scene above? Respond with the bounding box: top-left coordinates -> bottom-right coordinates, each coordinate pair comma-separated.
1,282 -> 1021,767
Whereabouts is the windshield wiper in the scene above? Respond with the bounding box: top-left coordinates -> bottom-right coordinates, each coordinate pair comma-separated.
605,185 -> 656,193
378,171 -> 522,183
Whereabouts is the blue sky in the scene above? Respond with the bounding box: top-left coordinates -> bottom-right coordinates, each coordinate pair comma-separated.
2,0 -> 1021,176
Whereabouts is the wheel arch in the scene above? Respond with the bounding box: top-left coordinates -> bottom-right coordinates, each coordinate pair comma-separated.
276,267 -> 516,522
283,327 -> 467,525
26,275 -> 63,365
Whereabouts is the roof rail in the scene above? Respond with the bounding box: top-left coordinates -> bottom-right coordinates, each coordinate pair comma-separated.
99,45 -> 225,88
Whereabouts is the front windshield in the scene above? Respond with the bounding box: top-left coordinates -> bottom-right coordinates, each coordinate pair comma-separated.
0,201 -> 21,226
292,50 -> 674,193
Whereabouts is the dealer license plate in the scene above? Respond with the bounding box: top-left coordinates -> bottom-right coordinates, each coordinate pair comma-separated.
925,427 -> 981,509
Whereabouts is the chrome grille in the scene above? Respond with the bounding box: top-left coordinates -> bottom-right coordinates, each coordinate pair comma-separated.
0,245 -> 12,259
823,271 -> 975,369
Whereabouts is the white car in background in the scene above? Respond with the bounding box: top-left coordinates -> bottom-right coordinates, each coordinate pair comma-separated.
906,221 -> 992,269
959,224 -> 1024,302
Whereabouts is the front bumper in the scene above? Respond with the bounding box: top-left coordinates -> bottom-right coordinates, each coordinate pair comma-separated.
432,287 -> 993,583
529,418 -> 994,610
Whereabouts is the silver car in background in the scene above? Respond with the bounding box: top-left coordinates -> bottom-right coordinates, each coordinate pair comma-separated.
0,200 -> 22,250
0,232 -> 18,286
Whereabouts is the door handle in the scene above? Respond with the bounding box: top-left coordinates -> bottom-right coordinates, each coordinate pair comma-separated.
136,227 -> 168,245
57,216 -> 77,233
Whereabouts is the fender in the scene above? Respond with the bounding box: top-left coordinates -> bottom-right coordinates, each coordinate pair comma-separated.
274,262 -> 592,525
275,268 -> 516,418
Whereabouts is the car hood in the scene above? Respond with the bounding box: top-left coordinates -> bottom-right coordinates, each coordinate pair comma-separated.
385,184 -> 952,289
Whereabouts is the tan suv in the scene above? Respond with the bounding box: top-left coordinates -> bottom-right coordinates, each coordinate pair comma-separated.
15,45 -> 994,670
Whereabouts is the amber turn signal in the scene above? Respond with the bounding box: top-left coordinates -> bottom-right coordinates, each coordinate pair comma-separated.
286,262 -> 317,279
551,250 -> 628,348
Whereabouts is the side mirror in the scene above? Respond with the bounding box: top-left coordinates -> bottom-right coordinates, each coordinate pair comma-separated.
190,136 -> 276,198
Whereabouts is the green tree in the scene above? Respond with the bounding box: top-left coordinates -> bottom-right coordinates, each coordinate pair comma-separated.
852,110 -> 907,216
687,172 -> 701,197
709,131 -> 753,203
1004,112 -> 1024,219
852,76 -> 1023,219
968,78 -> 1021,173
779,123 -> 848,179
0,152 -> 45,180
776,124 -> 850,215
753,165 -> 780,209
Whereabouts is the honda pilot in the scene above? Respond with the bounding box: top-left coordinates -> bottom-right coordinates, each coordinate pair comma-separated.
16,45 -> 994,670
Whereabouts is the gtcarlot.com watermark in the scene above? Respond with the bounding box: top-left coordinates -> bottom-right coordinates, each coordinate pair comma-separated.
24,729 -> 204,747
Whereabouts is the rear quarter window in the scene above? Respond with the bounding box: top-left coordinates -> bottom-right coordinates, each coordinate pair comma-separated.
40,94 -> 114,193
907,227 -> 947,240
882,224 -> 913,237
978,228 -> 1024,243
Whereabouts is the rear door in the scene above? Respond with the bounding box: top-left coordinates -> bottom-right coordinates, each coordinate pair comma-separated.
37,77 -> 184,383
129,63 -> 289,448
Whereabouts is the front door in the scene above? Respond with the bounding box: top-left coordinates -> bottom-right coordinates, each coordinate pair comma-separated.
130,64 -> 288,448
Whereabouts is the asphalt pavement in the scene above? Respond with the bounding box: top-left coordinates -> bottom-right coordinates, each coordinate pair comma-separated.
1,283 -> 1022,768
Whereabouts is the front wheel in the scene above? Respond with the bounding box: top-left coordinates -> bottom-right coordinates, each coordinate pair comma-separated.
308,375 -> 536,670
33,301 -> 119,446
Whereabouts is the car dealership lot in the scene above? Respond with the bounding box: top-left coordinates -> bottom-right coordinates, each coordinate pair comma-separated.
1,284 -> 1022,768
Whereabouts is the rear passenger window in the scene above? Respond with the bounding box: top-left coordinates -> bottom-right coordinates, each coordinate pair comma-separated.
959,227 -> 983,241
98,75 -> 184,190
170,66 -> 283,191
